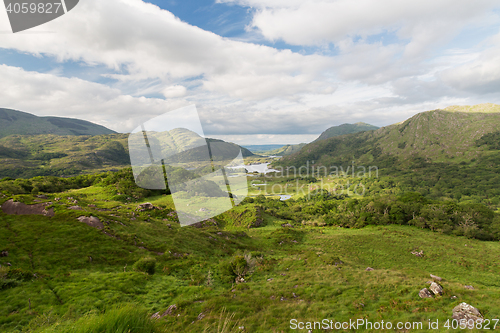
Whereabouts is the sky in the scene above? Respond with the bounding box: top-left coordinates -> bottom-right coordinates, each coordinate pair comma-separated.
1,0 -> 500,145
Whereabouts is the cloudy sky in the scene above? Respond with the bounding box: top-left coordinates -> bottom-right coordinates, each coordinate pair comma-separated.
1,0 -> 500,144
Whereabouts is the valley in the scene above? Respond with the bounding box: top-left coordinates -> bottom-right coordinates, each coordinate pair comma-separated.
1,104 -> 500,332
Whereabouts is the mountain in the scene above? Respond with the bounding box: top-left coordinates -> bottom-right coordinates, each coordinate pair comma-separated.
277,104 -> 500,168
314,122 -> 379,142
0,129 -> 254,178
260,122 -> 378,156
274,103 -> 500,205
0,108 -> 116,138
264,143 -> 307,156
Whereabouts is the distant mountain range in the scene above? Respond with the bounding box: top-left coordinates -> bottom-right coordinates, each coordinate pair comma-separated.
0,109 -> 255,178
0,108 -> 116,138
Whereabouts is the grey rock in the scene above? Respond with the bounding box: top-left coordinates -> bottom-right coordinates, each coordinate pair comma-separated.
137,202 -> 155,210
419,288 -> 433,298
151,305 -> 177,319
430,282 -> 443,295
464,285 -> 474,290
365,267 -> 374,271
452,302 -> 482,321
1,199 -> 55,217
430,274 -> 442,281
411,250 -> 424,257
68,206 -> 83,210
77,216 -> 104,229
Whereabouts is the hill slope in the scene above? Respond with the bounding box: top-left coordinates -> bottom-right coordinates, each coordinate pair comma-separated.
277,104 -> 500,168
0,130 -> 254,178
314,122 -> 379,142
274,103 -> 500,207
0,173 -> 499,332
263,122 -> 378,156
0,108 -> 116,138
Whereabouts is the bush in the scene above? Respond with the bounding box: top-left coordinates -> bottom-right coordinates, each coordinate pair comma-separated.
219,254 -> 255,283
133,257 -> 156,275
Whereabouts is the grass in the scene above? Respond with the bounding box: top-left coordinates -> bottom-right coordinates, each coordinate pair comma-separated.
1,181 -> 500,332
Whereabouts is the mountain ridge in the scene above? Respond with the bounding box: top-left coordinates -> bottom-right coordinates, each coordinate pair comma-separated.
276,103 -> 500,169
262,122 -> 379,156
0,108 -> 116,139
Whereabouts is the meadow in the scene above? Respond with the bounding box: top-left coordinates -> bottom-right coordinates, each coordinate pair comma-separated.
1,169 -> 500,332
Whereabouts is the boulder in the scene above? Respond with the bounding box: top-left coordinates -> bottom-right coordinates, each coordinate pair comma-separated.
68,206 -> 83,210
0,251 -> 8,257
419,288 -> 433,298
137,202 -> 155,211
430,274 -> 442,281
429,282 -> 443,295
464,285 -> 474,290
365,267 -> 374,271
1,199 -> 54,217
77,216 -> 104,229
452,303 -> 483,321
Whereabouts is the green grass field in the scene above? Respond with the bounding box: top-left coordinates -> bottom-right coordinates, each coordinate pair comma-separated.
1,180 -> 500,332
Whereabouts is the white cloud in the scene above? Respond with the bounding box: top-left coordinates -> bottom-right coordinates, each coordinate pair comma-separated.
0,0 -> 334,101
0,64 -> 190,132
162,85 -> 187,98
1,0 -> 500,143
439,47 -> 500,94
222,0 -> 499,48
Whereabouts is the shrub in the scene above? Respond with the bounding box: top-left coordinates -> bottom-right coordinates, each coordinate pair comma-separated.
133,257 -> 156,275
219,253 -> 255,283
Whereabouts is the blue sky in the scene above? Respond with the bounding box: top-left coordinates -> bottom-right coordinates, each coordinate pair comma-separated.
1,0 -> 500,144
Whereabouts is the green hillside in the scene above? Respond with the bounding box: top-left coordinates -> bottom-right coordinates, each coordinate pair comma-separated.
314,122 -> 379,142
1,170 -> 499,332
2,104 -> 500,332
262,122 -> 378,156
0,134 -> 130,178
263,143 -> 307,156
274,103 -> 500,208
0,108 -> 116,138
277,103 -> 500,167
0,131 -> 254,179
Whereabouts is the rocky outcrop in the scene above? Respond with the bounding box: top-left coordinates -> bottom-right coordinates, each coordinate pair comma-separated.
77,216 -> 104,229
137,202 -> 158,211
452,303 -> 483,321
151,305 -> 177,319
429,282 -> 443,295
419,288 -> 433,298
1,199 -> 54,217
